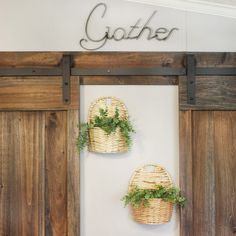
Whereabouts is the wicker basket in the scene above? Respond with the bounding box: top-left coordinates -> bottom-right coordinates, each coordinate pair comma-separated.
128,164 -> 174,224
88,96 -> 129,153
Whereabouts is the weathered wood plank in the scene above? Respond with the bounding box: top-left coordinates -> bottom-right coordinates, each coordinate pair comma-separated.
0,52 -> 185,68
19,112 -> 46,236
194,53 -> 236,67
73,52 -> 185,68
0,76 -> 80,110
179,111 -> 193,236
214,111 -> 236,236
180,111 -> 236,236
0,112 -> 45,236
67,110 -> 80,236
45,111 -> 68,236
192,111 -> 216,236
179,76 -> 236,110
80,76 -> 178,85
0,52 -> 62,67
1,52 -> 235,69
1,52 -> 236,71
0,112 -> 18,236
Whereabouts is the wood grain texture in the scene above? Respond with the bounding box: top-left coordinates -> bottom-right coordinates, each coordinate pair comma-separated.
0,52 -> 62,67
1,52 -> 235,68
214,112 -> 236,236
194,53 -> 236,67
192,111 -> 216,236
73,52 -> 185,68
0,112 -> 20,236
180,111 -> 236,236
0,110 -> 80,236
0,112 -> 45,236
67,110 -> 80,236
80,76 -> 178,85
0,76 -> 80,110
179,111 -> 193,236
0,52 -> 185,68
45,111 -> 68,236
179,76 -> 236,110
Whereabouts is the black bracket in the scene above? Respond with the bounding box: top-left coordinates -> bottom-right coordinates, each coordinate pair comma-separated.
186,54 -> 196,104
62,55 -> 71,105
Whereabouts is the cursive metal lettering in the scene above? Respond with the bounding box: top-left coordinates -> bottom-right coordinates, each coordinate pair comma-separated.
80,3 -> 179,50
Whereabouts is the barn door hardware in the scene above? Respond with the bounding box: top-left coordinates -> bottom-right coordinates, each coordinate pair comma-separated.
62,55 -> 71,105
71,67 -> 186,76
0,67 -> 61,76
196,67 -> 236,76
186,54 -> 196,105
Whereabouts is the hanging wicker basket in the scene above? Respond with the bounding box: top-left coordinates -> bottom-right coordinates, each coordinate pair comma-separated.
128,164 -> 174,224
88,96 -> 129,153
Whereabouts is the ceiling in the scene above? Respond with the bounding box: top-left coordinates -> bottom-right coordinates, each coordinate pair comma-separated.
125,0 -> 236,18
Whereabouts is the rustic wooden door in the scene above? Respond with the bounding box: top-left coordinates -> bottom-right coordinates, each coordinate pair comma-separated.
180,110 -> 236,236
0,76 -> 80,235
179,59 -> 236,236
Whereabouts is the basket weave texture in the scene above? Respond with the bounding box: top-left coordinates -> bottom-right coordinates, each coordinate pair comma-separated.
88,96 -> 128,153
129,164 -> 174,224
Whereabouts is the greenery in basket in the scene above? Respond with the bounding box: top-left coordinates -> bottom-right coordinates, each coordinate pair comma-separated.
121,185 -> 186,208
77,107 -> 135,151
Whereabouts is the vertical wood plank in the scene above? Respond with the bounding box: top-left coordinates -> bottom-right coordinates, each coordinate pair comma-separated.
214,111 -> 236,236
19,112 -> 45,236
45,111 -> 68,236
67,110 -> 80,236
67,76 -> 80,236
0,112 -> 17,236
179,111 -> 193,236
0,112 -> 45,236
192,111 -> 216,236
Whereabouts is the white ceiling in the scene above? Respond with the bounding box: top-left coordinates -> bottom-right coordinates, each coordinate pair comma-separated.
125,0 -> 236,18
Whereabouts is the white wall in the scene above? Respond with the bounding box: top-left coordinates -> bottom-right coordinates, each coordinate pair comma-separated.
80,86 -> 179,236
0,0 -> 236,51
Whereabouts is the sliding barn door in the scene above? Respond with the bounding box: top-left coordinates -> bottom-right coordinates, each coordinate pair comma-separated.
179,54 -> 236,236
180,110 -> 236,236
0,76 -> 80,235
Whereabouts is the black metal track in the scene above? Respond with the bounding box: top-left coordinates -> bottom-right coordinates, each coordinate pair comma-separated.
1,67 -> 236,77
196,67 -> 236,76
71,67 -> 186,76
62,55 -> 71,105
0,68 -> 61,76
187,55 -> 196,105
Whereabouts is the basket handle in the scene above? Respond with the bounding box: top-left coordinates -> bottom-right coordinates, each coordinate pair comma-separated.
142,164 -> 160,173
88,96 -> 128,121
140,164 -> 173,185
105,97 -> 112,106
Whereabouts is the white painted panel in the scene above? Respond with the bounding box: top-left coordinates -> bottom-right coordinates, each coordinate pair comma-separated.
0,0 -> 186,51
80,86 -> 179,236
186,11 -> 236,51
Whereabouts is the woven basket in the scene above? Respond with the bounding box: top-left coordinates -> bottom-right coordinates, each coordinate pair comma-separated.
128,164 -> 174,224
88,96 -> 129,153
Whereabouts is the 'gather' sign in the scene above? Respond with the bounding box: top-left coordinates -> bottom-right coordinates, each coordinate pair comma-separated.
79,3 -> 179,51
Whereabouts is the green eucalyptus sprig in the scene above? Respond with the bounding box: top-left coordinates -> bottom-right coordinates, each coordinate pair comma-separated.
77,108 -> 135,151
121,185 -> 186,208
